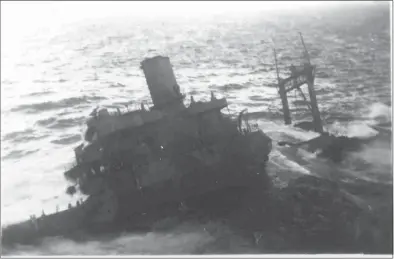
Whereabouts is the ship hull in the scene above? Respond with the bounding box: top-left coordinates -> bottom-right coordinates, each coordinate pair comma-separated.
1,165 -> 268,246
113,157 -> 270,224
98,130 -> 272,222
2,131 -> 272,245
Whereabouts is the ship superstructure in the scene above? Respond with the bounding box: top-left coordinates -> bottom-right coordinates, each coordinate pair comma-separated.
61,56 -> 272,224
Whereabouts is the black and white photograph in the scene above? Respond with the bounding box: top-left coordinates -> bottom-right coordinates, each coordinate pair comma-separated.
1,0 -> 392,255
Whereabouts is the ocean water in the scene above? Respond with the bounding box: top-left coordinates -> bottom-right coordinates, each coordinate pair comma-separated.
1,2 -> 392,255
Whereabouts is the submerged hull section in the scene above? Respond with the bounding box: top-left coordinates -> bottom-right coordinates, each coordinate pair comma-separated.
2,131 -> 271,245
2,158 -> 269,245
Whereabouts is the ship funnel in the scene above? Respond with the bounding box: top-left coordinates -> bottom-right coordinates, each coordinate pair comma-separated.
141,56 -> 184,111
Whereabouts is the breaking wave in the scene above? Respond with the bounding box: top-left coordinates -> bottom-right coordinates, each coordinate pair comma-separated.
367,102 -> 392,124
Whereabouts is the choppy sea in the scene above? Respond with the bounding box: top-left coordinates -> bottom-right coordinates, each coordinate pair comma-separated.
1,2 -> 392,255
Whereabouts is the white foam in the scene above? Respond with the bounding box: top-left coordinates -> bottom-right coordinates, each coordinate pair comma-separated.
367,102 -> 392,124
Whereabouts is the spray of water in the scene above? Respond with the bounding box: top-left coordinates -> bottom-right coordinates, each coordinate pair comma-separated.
367,102 -> 392,125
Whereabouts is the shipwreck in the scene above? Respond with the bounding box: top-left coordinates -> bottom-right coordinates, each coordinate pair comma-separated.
273,33 -> 385,163
2,55 -> 273,245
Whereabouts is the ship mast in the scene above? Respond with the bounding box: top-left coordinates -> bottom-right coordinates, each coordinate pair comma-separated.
273,47 -> 291,125
299,32 -> 323,133
274,33 -> 324,133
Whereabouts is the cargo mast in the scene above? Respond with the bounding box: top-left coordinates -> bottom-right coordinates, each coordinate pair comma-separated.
274,33 -> 323,133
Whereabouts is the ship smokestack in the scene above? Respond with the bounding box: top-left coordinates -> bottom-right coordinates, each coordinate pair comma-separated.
140,56 -> 184,111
